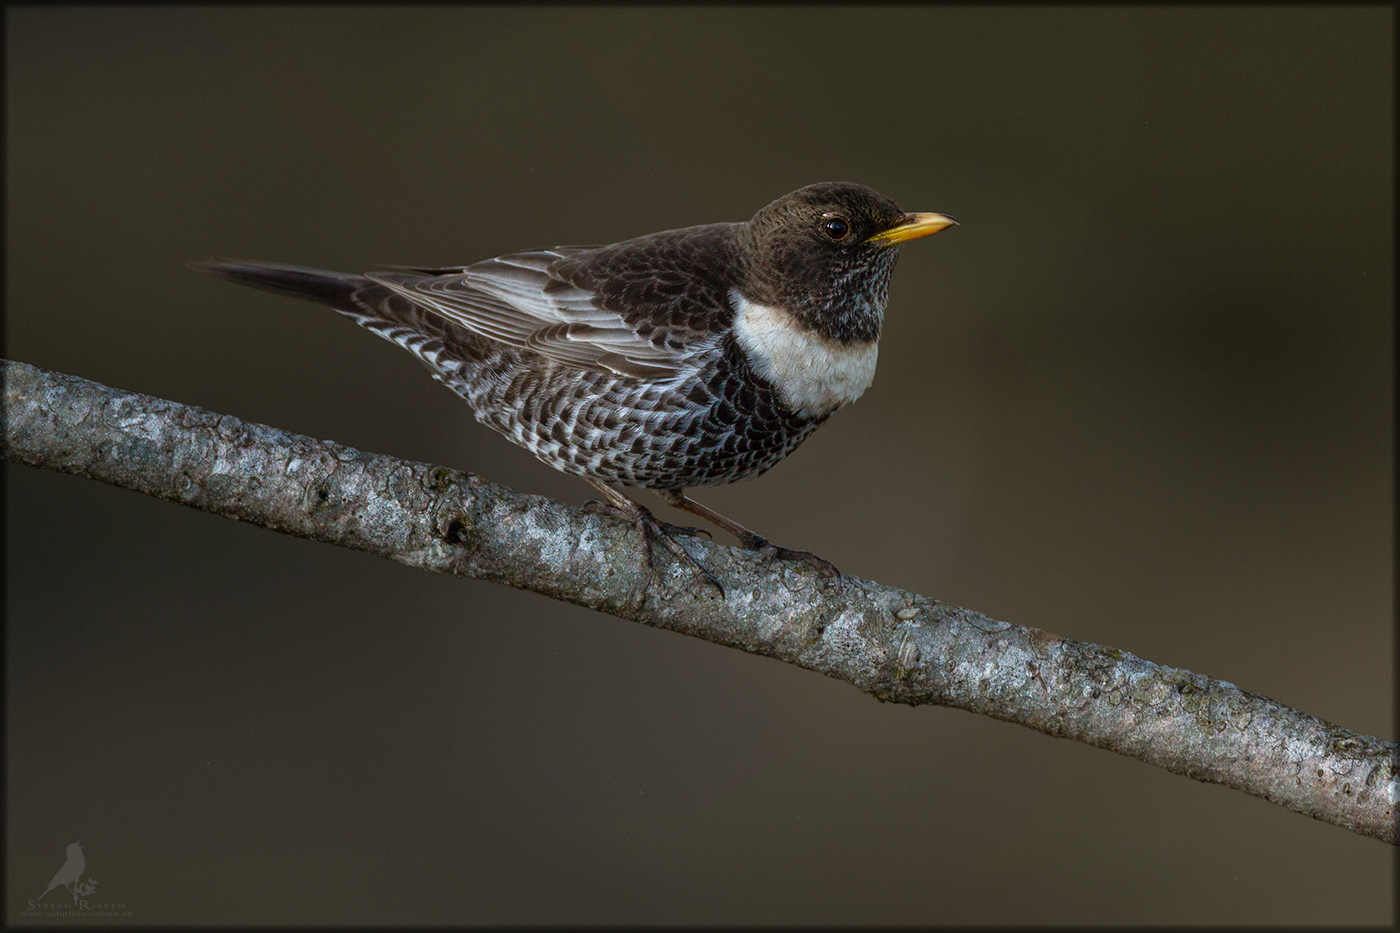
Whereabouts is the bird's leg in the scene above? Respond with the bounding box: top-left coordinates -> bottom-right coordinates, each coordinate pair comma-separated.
655,489 -> 842,582
582,479 -> 723,594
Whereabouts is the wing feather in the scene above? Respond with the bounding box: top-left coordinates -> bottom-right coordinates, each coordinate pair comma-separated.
367,249 -> 718,378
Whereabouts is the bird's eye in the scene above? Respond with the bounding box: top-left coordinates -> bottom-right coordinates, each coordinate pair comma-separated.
823,217 -> 849,239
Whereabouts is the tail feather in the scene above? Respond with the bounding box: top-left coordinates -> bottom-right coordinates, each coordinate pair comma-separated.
190,257 -> 495,388
188,258 -> 372,310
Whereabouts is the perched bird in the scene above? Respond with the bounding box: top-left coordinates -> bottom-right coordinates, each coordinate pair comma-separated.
192,182 -> 954,588
37,842 -> 84,903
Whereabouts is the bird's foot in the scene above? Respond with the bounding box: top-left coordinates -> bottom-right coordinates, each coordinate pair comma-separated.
582,499 -> 711,539
738,534 -> 844,589
583,498 -> 723,596
650,489 -> 842,590
638,511 -> 725,597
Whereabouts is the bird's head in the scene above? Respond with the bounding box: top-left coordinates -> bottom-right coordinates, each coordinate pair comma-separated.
739,182 -> 955,343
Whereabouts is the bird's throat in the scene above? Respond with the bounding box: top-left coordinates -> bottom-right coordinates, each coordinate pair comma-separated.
731,291 -> 879,419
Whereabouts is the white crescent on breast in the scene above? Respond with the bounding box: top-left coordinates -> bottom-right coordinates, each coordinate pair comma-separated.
731,291 -> 878,418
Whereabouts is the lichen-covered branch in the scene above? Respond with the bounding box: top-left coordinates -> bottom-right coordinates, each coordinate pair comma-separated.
4,357 -> 1395,844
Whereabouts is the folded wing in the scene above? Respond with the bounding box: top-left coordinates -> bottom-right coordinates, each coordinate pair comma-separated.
368,249 -> 719,379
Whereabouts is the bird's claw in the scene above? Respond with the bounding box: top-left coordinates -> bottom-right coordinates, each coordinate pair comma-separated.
659,522 -> 712,541
638,514 -> 724,597
742,536 -> 844,590
588,497 -> 724,597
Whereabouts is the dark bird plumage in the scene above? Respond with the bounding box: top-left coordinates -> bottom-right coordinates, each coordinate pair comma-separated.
191,182 -> 955,588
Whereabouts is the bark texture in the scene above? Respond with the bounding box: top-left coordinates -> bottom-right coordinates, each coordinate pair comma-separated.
5,358 -> 1395,844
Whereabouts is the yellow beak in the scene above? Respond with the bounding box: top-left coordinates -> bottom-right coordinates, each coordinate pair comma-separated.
867,212 -> 958,247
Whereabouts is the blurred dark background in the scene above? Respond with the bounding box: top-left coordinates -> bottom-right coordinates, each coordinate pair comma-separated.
6,7 -> 1391,924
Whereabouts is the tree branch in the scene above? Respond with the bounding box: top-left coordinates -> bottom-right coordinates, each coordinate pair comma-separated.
4,357 -> 1395,844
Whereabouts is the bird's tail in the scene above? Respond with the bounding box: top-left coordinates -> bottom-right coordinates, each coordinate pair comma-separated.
188,259 -> 373,311
189,257 -> 487,391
